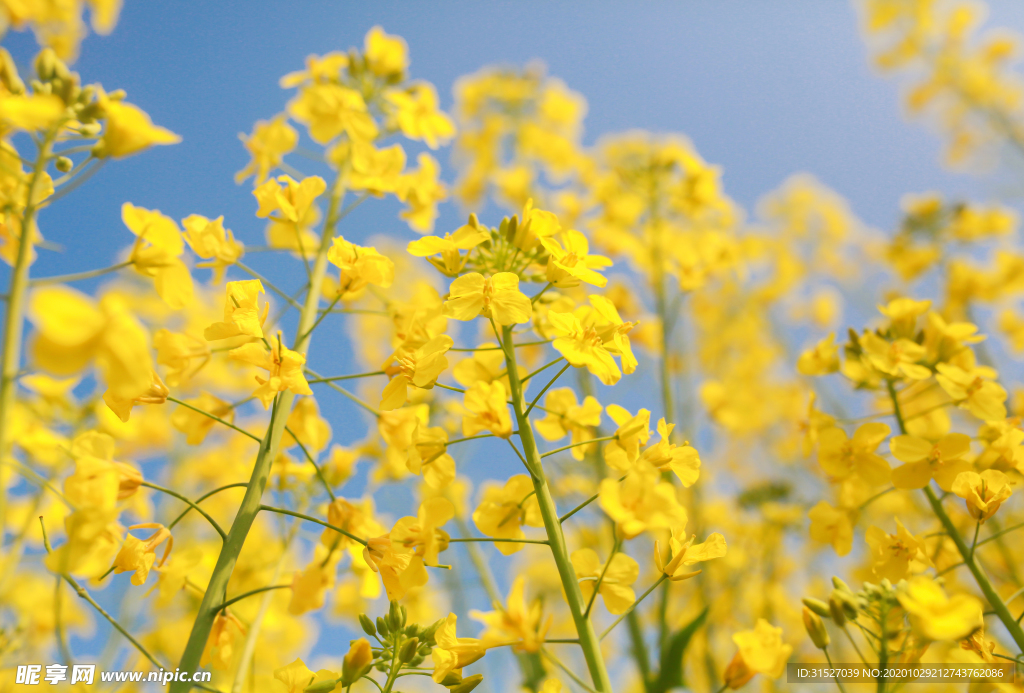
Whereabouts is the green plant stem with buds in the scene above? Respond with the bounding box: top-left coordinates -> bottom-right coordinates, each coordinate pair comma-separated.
171,177 -> 348,692
500,324 -> 612,693
887,380 -> 1024,654
0,124 -> 60,534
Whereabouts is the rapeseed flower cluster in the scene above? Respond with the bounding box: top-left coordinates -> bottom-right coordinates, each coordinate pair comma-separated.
1,4 -> 1023,693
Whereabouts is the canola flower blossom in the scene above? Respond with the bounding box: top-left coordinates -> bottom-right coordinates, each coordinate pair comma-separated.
2,5 -> 1024,693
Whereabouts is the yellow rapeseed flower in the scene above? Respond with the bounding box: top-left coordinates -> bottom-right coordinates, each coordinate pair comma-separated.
445,272 -> 532,326
96,96 -> 181,158
952,469 -> 1014,521
570,548 -> 639,614
898,576 -> 984,641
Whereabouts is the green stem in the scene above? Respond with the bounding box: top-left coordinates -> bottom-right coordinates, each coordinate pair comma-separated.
454,516 -> 546,692
842,625 -> 870,666
29,260 -> 132,286
65,573 -> 166,671
449,340 -> 552,352
215,584 -> 292,613
0,126 -> 58,534
524,362 -> 571,417
236,261 -> 303,310
540,648 -> 599,693
449,537 -> 549,545
283,425 -> 336,501
307,371 -> 385,384
521,356 -> 565,384
877,601 -> 887,693
167,396 -> 261,443
823,647 -> 849,693
54,576 -> 72,666
978,519 -> 1024,547
168,483 -> 249,531
583,536 -> 620,618
501,325 -> 612,693
887,381 -> 1024,654
259,504 -> 367,546
985,517 -> 1023,588
542,435 -> 617,459
305,367 -> 381,417
625,607 -> 652,686
170,178 -> 346,692
299,291 -> 342,342
141,481 -> 226,540
600,575 -> 668,640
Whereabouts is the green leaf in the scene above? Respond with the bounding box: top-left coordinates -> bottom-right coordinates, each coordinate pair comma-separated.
652,607 -> 708,693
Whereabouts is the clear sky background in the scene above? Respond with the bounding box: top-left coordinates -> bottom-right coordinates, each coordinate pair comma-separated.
5,0 -> 1024,679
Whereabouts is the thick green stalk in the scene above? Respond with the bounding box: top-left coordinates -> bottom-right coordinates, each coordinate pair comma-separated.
501,325 -> 612,693
0,129 -> 58,532
171,180 -> 345,691
887,381 -> 1024,653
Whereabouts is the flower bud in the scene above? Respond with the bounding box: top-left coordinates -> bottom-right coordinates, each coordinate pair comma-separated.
803,606 -> 830,649
668,568 -> 702,582
828,594 -> 847,627
341,638 -> 373,685
448,673 -> 484,693
723,651 -> 754,690
398,636 -> 419,663
376,616 -> 390,637
54,156 -> 73,173
304,678 -> 341,692
420,617 -> 445,644
504,215 -> 518,242
831,576 -> 852,594
359,614 -> 377,637
802,598 -> 831,618
440,671 -> 463,687
388,600 -> 402,631
0,48 -> 24,94
115,462 -> 144,500
830,587 -> 859,622
34,48 -> 59,81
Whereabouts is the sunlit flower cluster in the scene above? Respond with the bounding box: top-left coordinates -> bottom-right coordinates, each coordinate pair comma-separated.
3,5 -> 1024,693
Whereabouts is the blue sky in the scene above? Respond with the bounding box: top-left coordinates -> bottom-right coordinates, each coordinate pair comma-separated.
6,0 -> 1024,680
5,0 -> 1024,282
